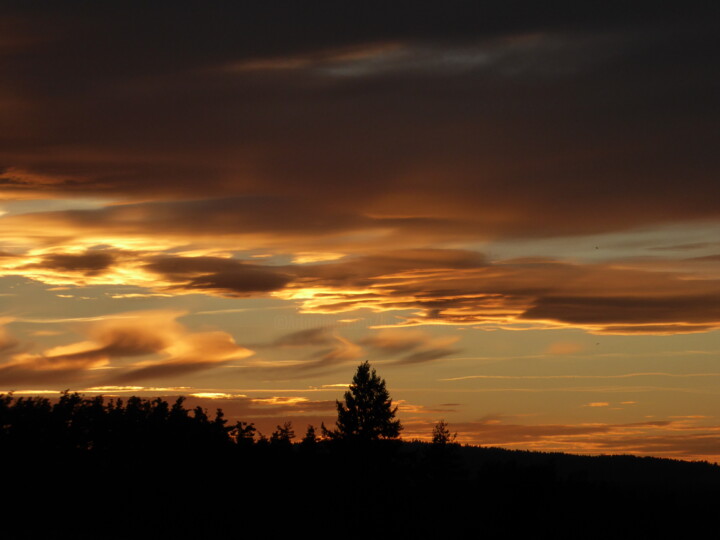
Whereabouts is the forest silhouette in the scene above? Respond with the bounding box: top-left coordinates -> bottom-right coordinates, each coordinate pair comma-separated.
2,362 -> 719,539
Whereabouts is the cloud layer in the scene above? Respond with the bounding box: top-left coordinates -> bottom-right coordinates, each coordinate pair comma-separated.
3,248 -> 720,334
0,2 -> 718,243
2,3 -> 718,335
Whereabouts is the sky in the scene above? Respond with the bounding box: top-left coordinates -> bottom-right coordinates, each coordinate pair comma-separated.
1,2 -> 719,460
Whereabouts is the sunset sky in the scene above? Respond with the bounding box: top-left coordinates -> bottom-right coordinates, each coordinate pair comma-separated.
1,2 -> 719,460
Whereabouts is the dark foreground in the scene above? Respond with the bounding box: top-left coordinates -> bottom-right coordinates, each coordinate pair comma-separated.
2,393 -> 717,539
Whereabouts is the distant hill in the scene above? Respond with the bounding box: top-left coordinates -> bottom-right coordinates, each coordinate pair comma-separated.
2,393 -> 717,539
453,444 -> 720,488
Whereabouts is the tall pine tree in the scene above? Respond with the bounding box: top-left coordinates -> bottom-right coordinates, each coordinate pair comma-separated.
325,361 -> 402,441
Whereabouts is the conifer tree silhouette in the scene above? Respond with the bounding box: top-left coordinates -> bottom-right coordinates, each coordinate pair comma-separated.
431,419 -> 457,445
326,361 -> 402,441
302,424 -> 318,445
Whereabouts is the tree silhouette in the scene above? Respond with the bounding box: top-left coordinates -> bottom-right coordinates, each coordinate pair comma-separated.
302,424 -> 318,446
231,420 -> 257,449
431,419 -> 457,445
327,361 -> 402,441
270,421 -> 295,448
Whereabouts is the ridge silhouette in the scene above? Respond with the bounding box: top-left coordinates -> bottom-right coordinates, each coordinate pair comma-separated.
1,364 -> 718,539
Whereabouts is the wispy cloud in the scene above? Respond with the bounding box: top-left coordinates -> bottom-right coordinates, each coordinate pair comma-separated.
0,310 -> 253,387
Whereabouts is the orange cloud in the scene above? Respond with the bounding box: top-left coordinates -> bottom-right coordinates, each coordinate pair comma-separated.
0,310 -> 254,387
283,255 -> 720,334
4,247 -> 720,335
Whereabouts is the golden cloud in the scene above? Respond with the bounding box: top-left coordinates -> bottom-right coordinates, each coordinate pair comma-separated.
0,310 -> 254,387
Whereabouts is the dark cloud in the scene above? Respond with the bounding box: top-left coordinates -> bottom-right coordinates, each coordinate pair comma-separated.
138,250 -> 485,296
67,197 -> 375,236
521,295 -> 720,325
395,347 -> 459,365
0,3 -> 718,242
146,255 -> 292,296
182,270 -> 290,296
272,327 -> 336,347
29,251 -> 115,275
594,324 -> 720,335
107,359 -> 225,384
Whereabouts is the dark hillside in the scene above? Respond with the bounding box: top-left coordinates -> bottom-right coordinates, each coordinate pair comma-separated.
1,393 -> 717,539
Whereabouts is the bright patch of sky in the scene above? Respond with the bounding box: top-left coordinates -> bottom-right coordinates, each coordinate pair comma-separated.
0,198 -> 115,217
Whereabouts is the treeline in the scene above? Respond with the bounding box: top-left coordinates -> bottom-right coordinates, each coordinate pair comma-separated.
0,392 -> 232,452
1,392 -> 718,539
0,391 -> 330,454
